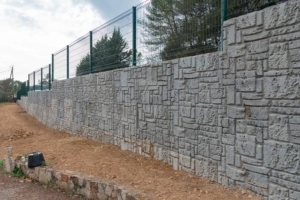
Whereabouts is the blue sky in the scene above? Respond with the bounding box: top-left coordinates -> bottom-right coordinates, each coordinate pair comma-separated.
0,0 -> 143,81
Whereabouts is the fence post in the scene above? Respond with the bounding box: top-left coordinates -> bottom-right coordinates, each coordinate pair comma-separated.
67,45 -> 69,79
27,80 -> 29,92
132,6 -> 137,66
49,64 -> 51,90
89,31 -> 93,74
221,0 -> 228,51
33,71 -> 35,91
52,54 -> 54,82
221,0 -> 228,22
41,68 -> 43,91
28,74 -> 30,91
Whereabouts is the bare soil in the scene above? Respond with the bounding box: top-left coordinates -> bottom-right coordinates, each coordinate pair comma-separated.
0,103 -> 262,200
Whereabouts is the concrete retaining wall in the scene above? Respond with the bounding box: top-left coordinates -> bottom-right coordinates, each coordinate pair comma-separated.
19,1 -> 300,198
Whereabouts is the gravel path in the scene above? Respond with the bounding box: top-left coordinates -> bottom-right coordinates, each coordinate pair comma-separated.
0,171 -> 82,200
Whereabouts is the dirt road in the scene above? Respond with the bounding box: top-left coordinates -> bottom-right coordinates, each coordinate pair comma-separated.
0,103 -> 262,199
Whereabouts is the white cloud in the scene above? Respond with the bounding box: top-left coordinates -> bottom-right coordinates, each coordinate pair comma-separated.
0,0 -> 104,81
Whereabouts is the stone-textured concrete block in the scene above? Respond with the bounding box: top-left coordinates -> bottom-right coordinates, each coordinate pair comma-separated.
264,141 -> 300,174
269,114 -> 289,141
264,76 -> 300,99
269,43 -> 289,69
227,106 -> 245,119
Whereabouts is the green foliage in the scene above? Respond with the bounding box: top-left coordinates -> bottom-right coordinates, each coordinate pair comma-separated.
0,157 -> 24,178
0,160 -> 3,168
142,0 -> 285,61
46,180 -> 55,188
143,0 -> 221,61
14,80 -> 22,92
11,166 -> 25,178
0,78 -> 14,102
76,28 -> 132,76
0,78 -> 23,102
38,73 -> 50,89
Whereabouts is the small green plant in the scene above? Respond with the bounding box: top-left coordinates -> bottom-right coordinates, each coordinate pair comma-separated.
11,166 -> 25,178
73,183 -> 83,191
46,180 -> 55,188
0,160 -> 4,168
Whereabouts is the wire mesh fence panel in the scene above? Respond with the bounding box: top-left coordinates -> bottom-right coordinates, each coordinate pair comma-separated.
53,48 -> 67,81
136,0 -> 158,66
227,0 -> 288,19
24,0 -> 291,86
42,65 -> 50,90
17,81 -> 28,100
91,9 -> 133,74
136,0 -> 222,64
29,73 -> 34,91
35,69 -> 42,91
69,33 -> 90,78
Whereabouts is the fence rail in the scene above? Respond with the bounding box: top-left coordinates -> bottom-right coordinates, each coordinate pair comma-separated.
21,0 -> 288,94
27,64 -> 51,92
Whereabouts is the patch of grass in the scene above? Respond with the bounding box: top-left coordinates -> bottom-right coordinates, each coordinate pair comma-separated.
0,161 -> 25,179
73,183 -> 83,191
46,180 -> 56,188
11,166 -> 25,178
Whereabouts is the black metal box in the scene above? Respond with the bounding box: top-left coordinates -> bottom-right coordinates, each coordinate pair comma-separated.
27,152 -> 45,168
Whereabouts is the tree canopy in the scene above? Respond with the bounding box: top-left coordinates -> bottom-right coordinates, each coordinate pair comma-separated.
0,78 -> 18,102
76,28 -> 132,76
143,0 -> 221,61
142,0 -> 286,61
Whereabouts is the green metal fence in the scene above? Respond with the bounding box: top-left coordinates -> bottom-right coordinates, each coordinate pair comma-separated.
227,0 -> 287,19
27,65 -> 52,92
69,33 -> 90,77
23,0 -> 288,93
28,72 -> 34,91
16,82 -> 28,100
53,48 -> 67,81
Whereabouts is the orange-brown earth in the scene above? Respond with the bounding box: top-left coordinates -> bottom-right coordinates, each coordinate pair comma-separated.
0,103 -> 262,200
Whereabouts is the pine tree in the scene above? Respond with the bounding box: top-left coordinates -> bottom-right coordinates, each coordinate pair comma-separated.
143,0 -> 221,61
76,28 -> 132,76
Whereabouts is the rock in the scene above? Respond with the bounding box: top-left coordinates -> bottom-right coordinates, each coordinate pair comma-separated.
6,147 -> 13,157
241,190 -> 246,195
4,147 -> 15,173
